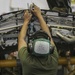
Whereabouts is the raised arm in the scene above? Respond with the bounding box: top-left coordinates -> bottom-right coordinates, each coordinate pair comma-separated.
32,5 -> 55,46
18,10 -> 32,51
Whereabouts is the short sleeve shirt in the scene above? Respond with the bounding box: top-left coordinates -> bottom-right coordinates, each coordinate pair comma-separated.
18,46 -> 59,75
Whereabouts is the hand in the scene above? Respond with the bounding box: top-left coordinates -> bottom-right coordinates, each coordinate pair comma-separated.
24,10 -> 32,22
31,5 -> 41,17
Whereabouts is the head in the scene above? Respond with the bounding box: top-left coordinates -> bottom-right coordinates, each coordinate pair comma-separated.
27,30 -> 54,57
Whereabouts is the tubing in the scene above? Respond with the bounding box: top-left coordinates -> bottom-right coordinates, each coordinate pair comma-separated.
56,31 -> 75,43
0,57 -> 75,67
0,24 -> 75,31
0,59 -> 17,67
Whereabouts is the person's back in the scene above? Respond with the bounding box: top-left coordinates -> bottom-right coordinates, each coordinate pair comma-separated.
18,46 -> 58,75
18,4 -> 59,75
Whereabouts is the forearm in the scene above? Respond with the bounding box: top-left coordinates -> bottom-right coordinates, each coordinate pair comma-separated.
19,21 -> 29,39
18,10 -> 32,50
37,14 -> 55,45
37,15 -> 51,37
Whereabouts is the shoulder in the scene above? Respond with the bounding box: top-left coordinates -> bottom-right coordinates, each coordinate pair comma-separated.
18,47 -> 28,60
51,46 -> 59,60
18,46 -> 27,54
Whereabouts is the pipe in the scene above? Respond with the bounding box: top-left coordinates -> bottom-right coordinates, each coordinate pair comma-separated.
58,57 -> 75,65
0,57 -> 75,67
0,59 -> 17,67
0,24 -> 22,31
0,24 -> 75,31
56,31 -> 75,43
48,24 -> 75,30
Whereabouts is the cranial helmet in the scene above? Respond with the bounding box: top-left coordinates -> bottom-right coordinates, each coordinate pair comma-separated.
27,30 -> 54,57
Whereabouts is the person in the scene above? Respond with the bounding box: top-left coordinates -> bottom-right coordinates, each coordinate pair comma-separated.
18,5 -> 59,75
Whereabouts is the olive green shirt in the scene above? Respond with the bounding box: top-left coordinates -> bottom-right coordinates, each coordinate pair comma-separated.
18,46 -> 59,75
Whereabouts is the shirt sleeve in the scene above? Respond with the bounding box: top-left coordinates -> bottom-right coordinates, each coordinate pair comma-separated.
52,46 -> 59,59
18,47 -> 27,61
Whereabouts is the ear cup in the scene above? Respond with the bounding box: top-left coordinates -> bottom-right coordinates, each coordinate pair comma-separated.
27,42 -> 33,53
50,45 -> 54,54
27,30 -> 54,55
